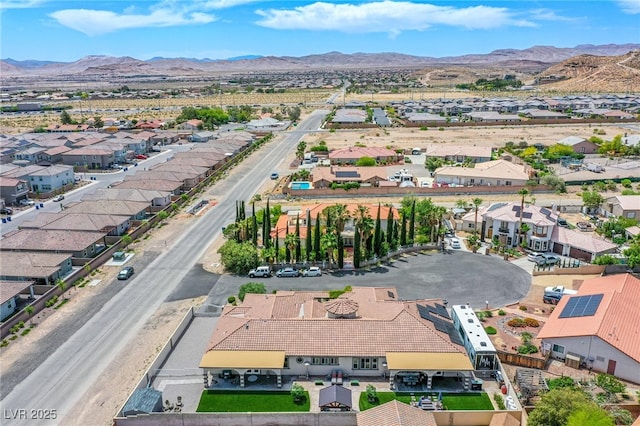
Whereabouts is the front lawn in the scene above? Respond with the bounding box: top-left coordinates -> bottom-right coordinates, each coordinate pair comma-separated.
197,390 -> 310,412
359,392 -> 493,411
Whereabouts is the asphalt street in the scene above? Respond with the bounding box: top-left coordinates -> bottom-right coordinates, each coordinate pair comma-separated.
0,110 -> 329,425
202,250 -> 531,314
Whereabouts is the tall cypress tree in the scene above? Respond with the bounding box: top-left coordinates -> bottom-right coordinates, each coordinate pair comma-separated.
400,213 -> 407,246
374,203 -> 382,256
285,223 -> 290,264
241,200 -> 246,220
295,214 -> 301,263
305,209 -> 312,262
251,202 -> 257,246
353,225 -> 361,269
337,234 -> 344,269
264,199 -> 271,249
392,220 -> 399,250
386,205 -> 394,246
274,229 -> 279,263
314,212 -> 321,261
235,201 -> 240,223
408,199 -> 416,244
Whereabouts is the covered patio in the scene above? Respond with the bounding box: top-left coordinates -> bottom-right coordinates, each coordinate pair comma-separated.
385,352 -> 474,392
200,350 -> 285,390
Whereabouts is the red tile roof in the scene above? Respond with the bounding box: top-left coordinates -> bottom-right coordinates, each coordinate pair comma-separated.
538,274 -> 640,362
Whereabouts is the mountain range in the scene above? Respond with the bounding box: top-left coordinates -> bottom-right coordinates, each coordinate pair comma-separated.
2,44 -> 639,78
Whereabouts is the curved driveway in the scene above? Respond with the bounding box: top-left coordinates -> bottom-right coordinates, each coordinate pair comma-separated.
203,250 -> 531,312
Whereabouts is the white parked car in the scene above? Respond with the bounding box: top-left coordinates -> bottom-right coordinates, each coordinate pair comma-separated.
303,267 -> 322,277
19,199 -> 35,206
449,238 -> 461,249
528,252 -> 561,265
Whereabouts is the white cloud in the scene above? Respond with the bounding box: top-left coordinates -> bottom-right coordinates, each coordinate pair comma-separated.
617,0 -> 640,14
0,0 -> 46,9
50,8 -> 216,36
528,8 -> 577,22
255,1 -> 534,33
48,0 -> 259,35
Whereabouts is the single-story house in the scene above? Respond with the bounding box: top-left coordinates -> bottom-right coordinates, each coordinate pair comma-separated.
603,195 -> 640,220
62,200 -> 150,221
83,188 -> 172,207
405,113 -> 447,124
179,119 -> 203,131
20,212 -> 131,236
200,287 -> 474,391
550,227 -> 618,262
332,109 -> 367,124
424,144 -> 492,163
0,251 -> 73,285
189,131 -> 216,143
329,147 -> 400,165
312,166 -> 389,188
0,280 -> 34,321
0,229 -> 106,258
434,159 -> 529,187
558,136 -> 599,155
111,179 -> 184,195
538,274 -> 640,384
356,400 -> 437,426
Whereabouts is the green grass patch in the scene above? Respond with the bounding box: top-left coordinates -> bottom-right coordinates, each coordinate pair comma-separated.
53,299 -> 69,309
484,326 -> 497,335
197,390 -> 310,412
442,393 -> 493,410
359,392 -> 493,411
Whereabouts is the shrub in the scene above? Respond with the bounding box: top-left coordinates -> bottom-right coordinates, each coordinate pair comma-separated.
498,309 -> 506,316
547,376 -> 576,390
596,373 -> 626,394
227,296 -> 236,304
290,383 -> 305,403
524,317 -> 540,327
518,344 -> 538,354
483,310 -> 493,318
519,305 -> 527,311
366,384 -> 378,402
484,326 -> 497,335
493,393 -> 506,409
507,318 -> 526,328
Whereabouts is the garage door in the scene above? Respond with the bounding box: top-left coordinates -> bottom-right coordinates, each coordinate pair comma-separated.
552,243 -> 564,255
569,246 -> 591,262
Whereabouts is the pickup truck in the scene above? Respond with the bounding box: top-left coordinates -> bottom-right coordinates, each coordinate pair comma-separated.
544,285 -> 578,296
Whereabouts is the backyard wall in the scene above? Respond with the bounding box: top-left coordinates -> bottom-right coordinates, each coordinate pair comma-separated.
285,185 -> 554,199
532,265 -> 605,276
432,410 -> 521,426
114,412 -> 356,426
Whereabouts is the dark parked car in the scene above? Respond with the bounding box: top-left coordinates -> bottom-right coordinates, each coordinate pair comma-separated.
1,207 -> 13,215
276,267 -> 299,278
117,266 -> 135,280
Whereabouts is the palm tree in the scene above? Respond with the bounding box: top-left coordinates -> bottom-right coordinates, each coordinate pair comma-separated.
332,204 -> 351,234
517,189 -> 529,247
321,231 -> 338,268
472,198 -> 483,236
285,233 -> 297,264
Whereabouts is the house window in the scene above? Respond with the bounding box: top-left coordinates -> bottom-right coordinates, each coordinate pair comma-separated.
505,181 -> 512,186
312,357 -> 338,365
468,223 -> 474,229
596,356 -> 604,362
469,178 -> 475,184
626,212 -> 636,219
552,344 -> 565,354
353,357 -> 378,370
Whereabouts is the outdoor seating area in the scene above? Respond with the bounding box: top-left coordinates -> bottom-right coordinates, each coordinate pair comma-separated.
411,393 -> 444,411
207,372 -> 293,391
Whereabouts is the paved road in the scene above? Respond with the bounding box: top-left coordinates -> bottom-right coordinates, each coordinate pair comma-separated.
201,250 -> 531,314
0,145 -> 191,235
0,110 -> 328,425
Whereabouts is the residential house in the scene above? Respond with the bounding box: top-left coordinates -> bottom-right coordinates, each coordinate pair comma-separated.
0,177 -> 29,205
424,144 -> 492,164
150,131 -> 181,146
111,179 -> 184,195
42,145 -> 72,163
550,227 -> 618,262
558,136 -> 599,155
20,212 -> 131,236
0,229 -> 106,258
0,281 -> 34,321
372,108 -> 391,127
46,124 -> 90,132
464,112 -> 521,123
357,400 -> 437,426
200,287 -> 474,391
83,188 -> 172,207
179,119 -> 203,131
461,202 -> 557,250
603,195 -> 640,220
27,165 -> 74,193
61,147 -> 116,169
150,163 -> 209,181
538,274 -> 640,384
434,159 -> 529,187
332,109 -> 367,124
405,113 -> 447,124
0,251 -> 73,285
63,200 -> 150,221
520,109 -> 568,120
329,147 -> 400,165
189,131 -> 216,143
13,146 -> 47,164
124,171 -> 196,190
312,166 -> 389,189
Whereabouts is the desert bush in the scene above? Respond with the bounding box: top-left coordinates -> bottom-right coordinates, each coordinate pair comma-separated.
498,309 -> 506,316
507,318 -> 526,328
524,317 -> 540,327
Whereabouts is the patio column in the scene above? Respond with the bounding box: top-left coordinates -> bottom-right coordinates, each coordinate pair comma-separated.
203,370 -> 209,388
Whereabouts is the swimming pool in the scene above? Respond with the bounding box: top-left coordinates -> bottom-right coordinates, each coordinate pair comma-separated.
290,181 -> 312,190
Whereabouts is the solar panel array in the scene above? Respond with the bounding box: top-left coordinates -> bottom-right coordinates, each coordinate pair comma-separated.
416,304 -> 463,345
335,170 -> 360,178
558,294 -> 604,318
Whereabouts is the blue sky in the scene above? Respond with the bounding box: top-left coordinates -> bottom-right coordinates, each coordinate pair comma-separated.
1,0 -> 639,62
